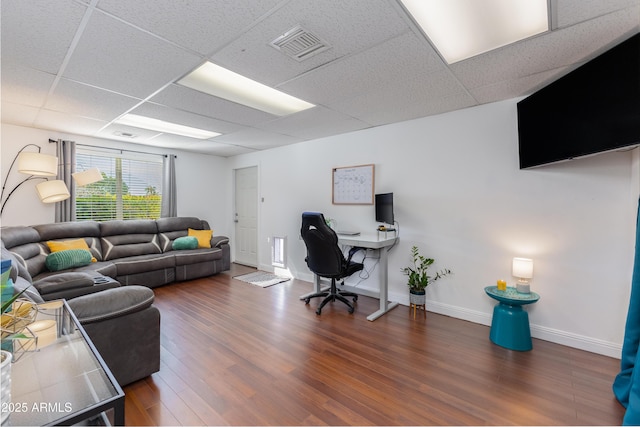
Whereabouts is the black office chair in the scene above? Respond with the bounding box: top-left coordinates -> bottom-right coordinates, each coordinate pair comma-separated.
300,212 -> 363,314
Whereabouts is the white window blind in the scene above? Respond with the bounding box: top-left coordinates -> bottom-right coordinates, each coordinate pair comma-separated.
75,149 -> 163,221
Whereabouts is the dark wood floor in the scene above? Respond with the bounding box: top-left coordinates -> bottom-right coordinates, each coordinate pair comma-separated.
122,263 -> 625,425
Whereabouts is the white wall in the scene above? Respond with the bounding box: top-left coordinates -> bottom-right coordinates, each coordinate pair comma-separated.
228,99 -> 636,357
1,124 -> 231,234
2,98 -> 635,358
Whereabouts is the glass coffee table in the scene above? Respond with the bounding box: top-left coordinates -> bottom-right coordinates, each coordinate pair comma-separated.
5,299 -> 124,426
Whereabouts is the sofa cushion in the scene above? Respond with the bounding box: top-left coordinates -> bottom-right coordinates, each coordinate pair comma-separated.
33,272 -> 120,301
188,228 -> 213,248
156,217 -> 207,233
0,226 -> 40,249
111,253 -> 175,276
173,247 -> 223,266
172,236 -> 198,250
71,261 -> 117,278
33,272 -> 95,295
67,285 -> 154,324
1,241 -> 32,283
100,220 -> 162,261
211,235 -> 230,248
45,249 -> 92,272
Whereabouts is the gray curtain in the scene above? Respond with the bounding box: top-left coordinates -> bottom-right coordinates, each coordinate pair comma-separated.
161,154 -> 177,217
55,139 -> 75,223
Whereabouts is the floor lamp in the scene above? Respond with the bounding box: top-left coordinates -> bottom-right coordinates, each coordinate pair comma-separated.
0,144 -> 69,215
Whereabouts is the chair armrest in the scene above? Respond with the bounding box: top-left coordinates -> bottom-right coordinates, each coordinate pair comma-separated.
33,272 -> 95,296
67,285 -> 154,324
346,246 -> 366,264
211,235 -> 230,248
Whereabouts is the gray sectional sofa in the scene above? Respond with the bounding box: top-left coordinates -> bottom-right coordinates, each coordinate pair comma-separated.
1,216 -> 230,386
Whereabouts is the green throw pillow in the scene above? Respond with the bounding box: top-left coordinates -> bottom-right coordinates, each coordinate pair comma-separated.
45,249 -> 92,272
172,236 -> 199,250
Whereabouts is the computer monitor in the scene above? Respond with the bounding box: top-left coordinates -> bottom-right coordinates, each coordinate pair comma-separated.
375,193 -> 394,225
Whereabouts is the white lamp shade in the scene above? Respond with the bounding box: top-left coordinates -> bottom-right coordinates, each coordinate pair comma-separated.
72,168 -> 102,186
17,152 -> 58,176
512,257 -> 534,279
36,180 -> 70,203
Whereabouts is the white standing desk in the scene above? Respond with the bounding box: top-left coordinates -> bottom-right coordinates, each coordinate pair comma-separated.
300,233 -> 399,321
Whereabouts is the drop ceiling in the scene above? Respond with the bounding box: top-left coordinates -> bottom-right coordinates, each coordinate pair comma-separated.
1,0 -> 639,157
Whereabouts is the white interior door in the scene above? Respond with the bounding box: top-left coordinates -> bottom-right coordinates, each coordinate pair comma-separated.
234,166 -> 258,267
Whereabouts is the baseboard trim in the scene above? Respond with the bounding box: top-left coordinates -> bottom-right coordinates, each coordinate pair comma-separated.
420,299 -> 622,359
284,271 -> 622,359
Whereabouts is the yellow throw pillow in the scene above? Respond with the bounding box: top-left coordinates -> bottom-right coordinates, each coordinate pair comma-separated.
47,238 -> 97,262
188,228 -> 213,248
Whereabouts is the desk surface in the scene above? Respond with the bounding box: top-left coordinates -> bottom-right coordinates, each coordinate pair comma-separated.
337,233 -> 397,249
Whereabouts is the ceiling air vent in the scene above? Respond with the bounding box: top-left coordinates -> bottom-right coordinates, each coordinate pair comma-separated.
270,25 -> 331,61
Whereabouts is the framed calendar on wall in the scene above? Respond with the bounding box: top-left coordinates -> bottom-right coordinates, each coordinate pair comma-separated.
332,164 -> 375,205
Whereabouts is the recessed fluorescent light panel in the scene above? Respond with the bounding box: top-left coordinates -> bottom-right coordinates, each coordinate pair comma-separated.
114,114 -> 221,139
401,0 -> 548,64
177,62 -> 315,116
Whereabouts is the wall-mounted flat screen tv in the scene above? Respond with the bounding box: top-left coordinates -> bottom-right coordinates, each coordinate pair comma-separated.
517,32 -> 640,169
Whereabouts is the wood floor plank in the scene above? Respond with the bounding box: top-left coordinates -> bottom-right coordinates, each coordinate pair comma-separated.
123,263 -> 626,425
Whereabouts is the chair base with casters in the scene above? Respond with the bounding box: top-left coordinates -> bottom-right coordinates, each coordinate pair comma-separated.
304,277 -> 359,314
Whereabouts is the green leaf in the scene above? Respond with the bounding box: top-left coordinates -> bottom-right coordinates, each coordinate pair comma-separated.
1,286 -> 31,315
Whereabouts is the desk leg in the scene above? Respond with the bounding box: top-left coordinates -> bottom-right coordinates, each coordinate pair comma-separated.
366,246 -> 399,321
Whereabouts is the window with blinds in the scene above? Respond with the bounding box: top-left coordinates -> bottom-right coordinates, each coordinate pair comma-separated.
75,149 -> 163,221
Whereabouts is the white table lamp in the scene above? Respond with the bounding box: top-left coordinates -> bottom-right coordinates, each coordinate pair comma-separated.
512,257 -> 533,293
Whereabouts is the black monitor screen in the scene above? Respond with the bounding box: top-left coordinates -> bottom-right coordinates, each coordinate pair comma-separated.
375,193 -> 394,225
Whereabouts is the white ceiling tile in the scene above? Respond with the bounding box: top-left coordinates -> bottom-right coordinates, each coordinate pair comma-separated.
150,136 -> 257,157
555,0 -> 640,28
0,0 -> 87,73
214,128 -> 303,150
96,0 -> 283,55
62,10 -> 202,98
1,65 -> 55,107
1,102 -> 40,128
469,66 -> 571,104
257,106 -> 371,140
329,69 -> 476,125
280,32 -> 445,106
33,110 -> 108,135
46,79 -> 142,121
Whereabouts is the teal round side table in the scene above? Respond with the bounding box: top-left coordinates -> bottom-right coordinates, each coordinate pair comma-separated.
484,286 -> 540,351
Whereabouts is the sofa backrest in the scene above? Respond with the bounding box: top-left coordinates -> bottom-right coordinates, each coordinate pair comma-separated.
156,217 -> 210,252
99,220 -> 162,261
34,221 -> 103,261
1,225 -> 47,279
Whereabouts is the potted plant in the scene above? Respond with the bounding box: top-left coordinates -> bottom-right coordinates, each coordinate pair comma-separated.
401,245 -> 451,305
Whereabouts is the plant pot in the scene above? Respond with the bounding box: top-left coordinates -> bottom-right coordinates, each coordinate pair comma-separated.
409,289 -> 426,305
1,350 -> 11,425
